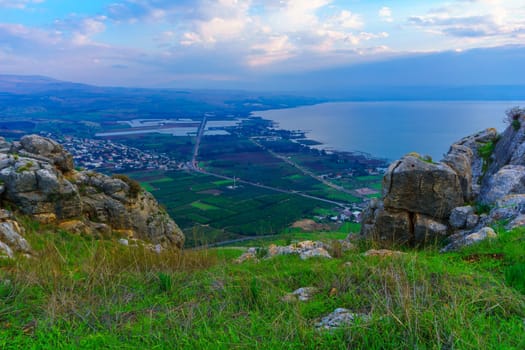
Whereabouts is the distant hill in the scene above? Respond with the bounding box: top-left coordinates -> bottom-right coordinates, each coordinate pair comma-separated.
0,75 -> 324,119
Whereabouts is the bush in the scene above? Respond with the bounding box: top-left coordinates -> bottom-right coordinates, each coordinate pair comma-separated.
505,106 -> 524,131
112,174 -> 142,198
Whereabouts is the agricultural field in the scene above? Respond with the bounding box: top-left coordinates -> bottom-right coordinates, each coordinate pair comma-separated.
127,170 -> 336,247
199,135 -> 385,203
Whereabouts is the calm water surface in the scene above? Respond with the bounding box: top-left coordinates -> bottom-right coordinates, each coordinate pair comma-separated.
256,101 -> 523,161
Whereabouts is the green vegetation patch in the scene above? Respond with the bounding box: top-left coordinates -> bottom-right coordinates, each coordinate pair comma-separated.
190,201 -> 220,211
149,177 -> 174,184
0,224 -> 524,349
140,182 -> 155,192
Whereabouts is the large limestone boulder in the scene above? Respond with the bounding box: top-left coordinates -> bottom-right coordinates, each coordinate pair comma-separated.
383,155 -> 463,219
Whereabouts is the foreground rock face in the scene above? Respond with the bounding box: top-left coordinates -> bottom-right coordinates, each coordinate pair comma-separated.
361,112 -> 525,249
383,155 -> 463,218
0,135 -> 184,251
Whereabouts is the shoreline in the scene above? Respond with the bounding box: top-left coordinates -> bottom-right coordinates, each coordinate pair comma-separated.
251,100 -> 520,161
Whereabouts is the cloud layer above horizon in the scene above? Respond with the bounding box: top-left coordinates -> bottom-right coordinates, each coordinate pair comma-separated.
1,0 -> 524,88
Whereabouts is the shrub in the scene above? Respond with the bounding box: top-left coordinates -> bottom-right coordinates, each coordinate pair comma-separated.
505,106 -> 524,131
112,174 -> 142,198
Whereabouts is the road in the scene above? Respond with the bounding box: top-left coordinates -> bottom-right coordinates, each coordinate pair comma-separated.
187,120 -> 348,207
191,234 -> 280,250
250,139 -> 365,199
191,116 -> 207,169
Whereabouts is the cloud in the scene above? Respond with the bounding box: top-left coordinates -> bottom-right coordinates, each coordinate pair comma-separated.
247,35 -> 295,66
407,1 -> 525,44
53,15 -> 108,46
379,7 -> 393,22
0,0 -> 43,9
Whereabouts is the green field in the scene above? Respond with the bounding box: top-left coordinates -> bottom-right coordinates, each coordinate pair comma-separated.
191,201 -> 220,211
128,170 -> 335,247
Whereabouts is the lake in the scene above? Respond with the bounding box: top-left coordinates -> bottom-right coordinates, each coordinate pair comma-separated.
255,101 -> 523,161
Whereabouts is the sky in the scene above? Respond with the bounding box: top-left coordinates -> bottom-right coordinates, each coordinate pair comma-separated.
1,0 -> 524,89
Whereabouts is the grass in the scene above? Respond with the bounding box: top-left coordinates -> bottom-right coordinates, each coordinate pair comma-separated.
190,201 -> 220,211
0,220 -> 524,349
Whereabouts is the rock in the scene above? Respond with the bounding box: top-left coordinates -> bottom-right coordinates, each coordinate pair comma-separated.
507,214 -> 525,229
0,241 -> 13,258
480,165 -> 525,204
465,213 -> 479,229
0,221 -> 30,253
413,213 -> 448,244
484,121 -> 525,179
315,308 -> 370,331
449,206 -> 475,229
268,244 -> 296,257
237,241 -> 332,262
441,227 -> 497,252
0,210 -> 31,258
383,155 -> 464,219
33,213 -> 57,224
362,206 -> 410,243
447,128 -> 499,195
0,137 -> 10,151
19,134 -> 74,173
443,144 -> 474,201
118,238 -> 129,246
234,248 -> 258,263
364,249 -> 406,258
282,287 -> 319,302
490,194 -> 525,221
299,247 -> 332,260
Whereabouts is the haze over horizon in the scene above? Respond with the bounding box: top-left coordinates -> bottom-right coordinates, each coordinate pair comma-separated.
1,0 -> 525,91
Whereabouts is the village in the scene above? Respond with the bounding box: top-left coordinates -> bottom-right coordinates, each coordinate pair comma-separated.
42,133 -> 181,172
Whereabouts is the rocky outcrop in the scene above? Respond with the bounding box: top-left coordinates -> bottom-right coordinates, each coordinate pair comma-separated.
361,110 -> 525,250
0,209 -> 31,258
0,135 -> 184,251
235,240 -> 334,263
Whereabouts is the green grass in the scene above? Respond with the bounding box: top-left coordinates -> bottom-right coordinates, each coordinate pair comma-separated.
213,179 -> 233,186
1,221 -> 524,349
190,201 -> 220,211
149,177 -> 174,184
139,182 -> 155,192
